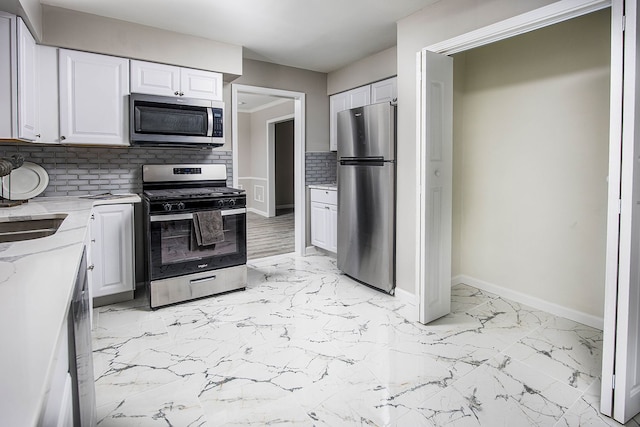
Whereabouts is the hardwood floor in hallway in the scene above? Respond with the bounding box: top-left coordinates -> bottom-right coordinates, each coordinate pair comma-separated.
246,208 -> 294,259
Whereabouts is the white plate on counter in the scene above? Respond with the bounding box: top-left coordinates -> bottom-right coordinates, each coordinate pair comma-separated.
1,162 -> 50,200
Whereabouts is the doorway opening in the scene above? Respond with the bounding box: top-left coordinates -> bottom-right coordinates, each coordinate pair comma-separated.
231,85 -> 306,259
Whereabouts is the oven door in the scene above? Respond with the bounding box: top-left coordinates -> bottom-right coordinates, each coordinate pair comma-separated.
148,208 -> 246,280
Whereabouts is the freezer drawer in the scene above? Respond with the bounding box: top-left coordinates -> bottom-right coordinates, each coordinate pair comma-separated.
337,162 -> 395,293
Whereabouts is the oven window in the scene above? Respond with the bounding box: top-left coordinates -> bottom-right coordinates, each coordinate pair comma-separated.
149,212 -> 246,279
159,216 -> 239,263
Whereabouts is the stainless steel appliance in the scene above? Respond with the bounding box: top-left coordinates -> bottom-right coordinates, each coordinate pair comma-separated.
130,93 -> 224,148
68,247 -> 96,427
142,164 -> 246,309
337,102 -> 396,294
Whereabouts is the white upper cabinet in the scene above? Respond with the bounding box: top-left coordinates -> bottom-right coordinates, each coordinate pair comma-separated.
0,12 -> 15,138
347,85 -> 371,109
180,67 -> 222,100
0,13 -> 42,142
59,49 -> 130,145
130,60 -> 180,96
131,59 -> 222,101
371,77 -> 397,104
329,93 -> 349,152
17,18 -> 39,141
329,77 -> 396,151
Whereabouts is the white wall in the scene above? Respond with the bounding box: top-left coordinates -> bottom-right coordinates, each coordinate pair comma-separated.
452,9 -> 610,318
327,46 -> 397,95
228,59 -> 328,152
395,0 -> 559,294
40,5 -> 242,78
238,100 -> 295,214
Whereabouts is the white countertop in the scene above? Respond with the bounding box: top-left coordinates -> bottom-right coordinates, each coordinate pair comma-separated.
0,194 -> 140,427
308,184 -> 337,191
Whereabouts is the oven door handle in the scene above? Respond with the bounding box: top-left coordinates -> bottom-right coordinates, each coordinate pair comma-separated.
150,208 -> 246,222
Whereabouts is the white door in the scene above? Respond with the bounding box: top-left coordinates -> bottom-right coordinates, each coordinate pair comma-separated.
601,0 -> 640,422
89,204 -> 134,298
418,50 -> 453,324
180,68 -> 223,101
59,49 -> 129,145
130,60 -> 180,96
16,18 -> 38,141
310,202 -> 330,249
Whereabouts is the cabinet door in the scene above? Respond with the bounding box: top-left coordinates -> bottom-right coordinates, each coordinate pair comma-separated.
328,204 -> 338,253
37,45 -> 60,144
59,49 -> 129,145
130,60 -> 180,96
89,204 -> 135,298
0,12 -> 16,138
17,18 -> 39,141
346,85 -> 371,109
329,92 -> 348,151
180,68 -> 223,101
311,201 -> 330,250
371,77 -> 397,104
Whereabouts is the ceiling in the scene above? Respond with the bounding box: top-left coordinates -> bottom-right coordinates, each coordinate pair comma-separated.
39,0 -> 438,73
236,93 -> 291,113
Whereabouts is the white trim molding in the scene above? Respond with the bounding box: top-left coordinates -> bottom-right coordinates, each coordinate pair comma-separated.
425,0 -> 611,55
394,287 -> 419,323
232,84 -> 306,256
452,275 -> 604,330
247,207 -> 269,217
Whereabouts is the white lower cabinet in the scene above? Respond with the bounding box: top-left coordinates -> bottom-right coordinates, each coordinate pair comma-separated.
310,188 -> 337,253
39,320 -> 72,427
88,203 -> 135,301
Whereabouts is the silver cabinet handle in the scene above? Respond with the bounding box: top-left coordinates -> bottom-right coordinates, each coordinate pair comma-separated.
174,91 -> 179,96
179,92 -> 184,96
35,134 -> 41,138
60,135 -> 66,141
87,264 -> 95,271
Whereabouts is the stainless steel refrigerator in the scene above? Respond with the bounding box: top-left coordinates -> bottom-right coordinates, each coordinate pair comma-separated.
337,102 -> 396,294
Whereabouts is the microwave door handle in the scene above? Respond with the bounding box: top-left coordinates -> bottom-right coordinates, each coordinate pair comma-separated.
206,107 -> 214,137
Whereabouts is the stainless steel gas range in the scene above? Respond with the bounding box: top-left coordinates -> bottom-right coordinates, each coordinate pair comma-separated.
142,164 -> 247,309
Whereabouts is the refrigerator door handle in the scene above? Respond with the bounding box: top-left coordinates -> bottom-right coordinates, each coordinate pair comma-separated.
339,157 -> 386,166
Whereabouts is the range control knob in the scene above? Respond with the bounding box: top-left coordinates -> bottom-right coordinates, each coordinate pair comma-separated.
163,203 -> 172,212
216,199 -> 226,207
177,202 -> 186,210
228,199 -> 236,206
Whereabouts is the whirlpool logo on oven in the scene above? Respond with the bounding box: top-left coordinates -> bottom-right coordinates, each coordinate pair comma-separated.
198,264 -> 209,269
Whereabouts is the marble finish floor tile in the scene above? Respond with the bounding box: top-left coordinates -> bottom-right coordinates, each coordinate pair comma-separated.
92,253 -> 619,426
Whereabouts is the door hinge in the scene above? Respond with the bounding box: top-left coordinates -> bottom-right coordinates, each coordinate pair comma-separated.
622,15 -> 626,32
618,199 -> 622,215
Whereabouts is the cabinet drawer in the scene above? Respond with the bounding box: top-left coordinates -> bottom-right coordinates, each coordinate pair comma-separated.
310,188 -> 337,205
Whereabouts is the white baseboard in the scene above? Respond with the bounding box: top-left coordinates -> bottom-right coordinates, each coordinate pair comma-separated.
247,207 -> 269,217
394,287 -> 419,322
395,287 -> 418,305
452,275 -> 603,330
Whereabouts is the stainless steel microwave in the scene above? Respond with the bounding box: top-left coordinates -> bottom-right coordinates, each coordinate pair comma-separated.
130,93 -> 224,148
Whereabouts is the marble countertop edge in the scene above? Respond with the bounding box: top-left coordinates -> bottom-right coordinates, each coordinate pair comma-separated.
0,194 -> 140,427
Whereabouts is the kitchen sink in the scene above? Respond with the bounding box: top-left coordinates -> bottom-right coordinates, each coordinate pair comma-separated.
0,213 -> 68,243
